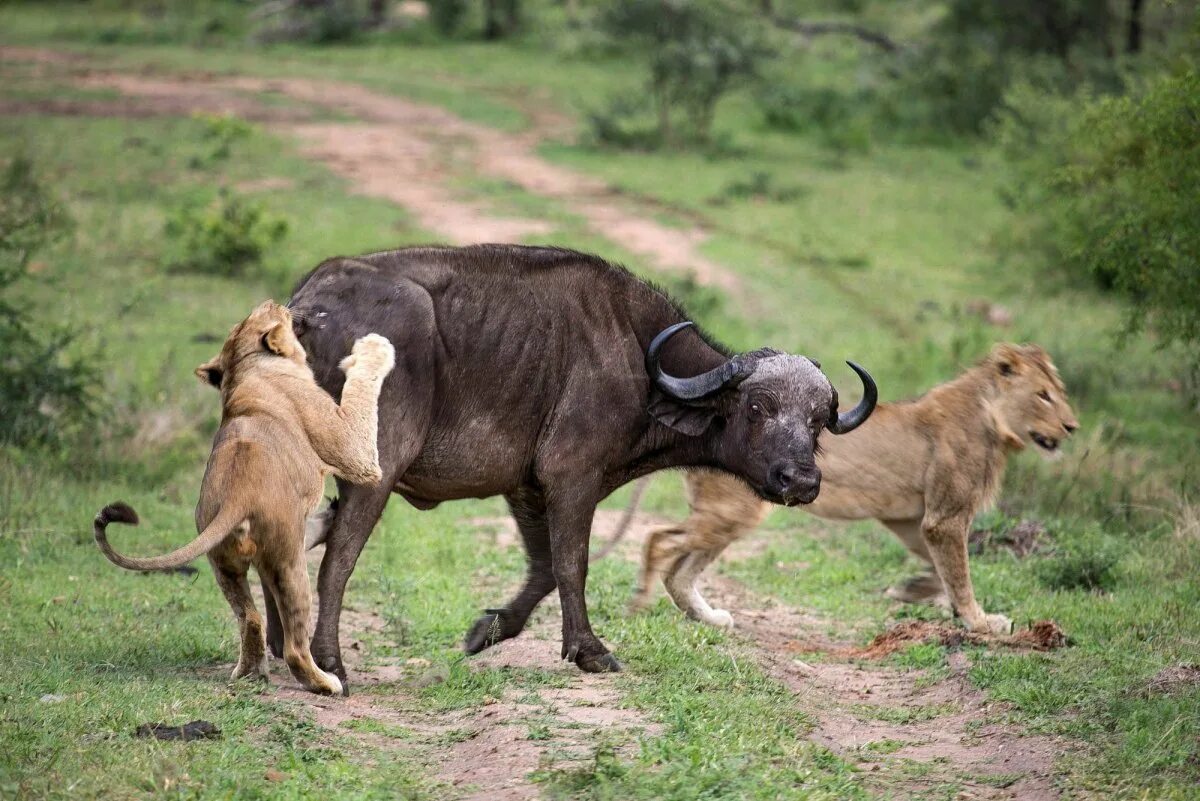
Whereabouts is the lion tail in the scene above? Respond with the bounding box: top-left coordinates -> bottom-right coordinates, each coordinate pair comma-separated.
93,501 -> 245,572
589,475 -> 651,563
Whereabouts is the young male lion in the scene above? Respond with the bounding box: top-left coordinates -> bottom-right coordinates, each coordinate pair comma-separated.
93,301 -> 394,695
629,343 -> 1078,635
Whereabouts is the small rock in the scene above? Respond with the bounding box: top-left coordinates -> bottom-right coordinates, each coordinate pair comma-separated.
39,694 -> 66,704
264,769 -> 287,782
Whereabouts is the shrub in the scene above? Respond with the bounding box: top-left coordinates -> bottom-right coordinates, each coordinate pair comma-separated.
757,83 -> 873,154
0,156 -> 100,447
165,190 -> 288,278
188,113 -> 254,169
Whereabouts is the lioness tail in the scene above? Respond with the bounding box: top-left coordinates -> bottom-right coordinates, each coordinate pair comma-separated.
589,475 -> 650,563
94,501 -> 245,572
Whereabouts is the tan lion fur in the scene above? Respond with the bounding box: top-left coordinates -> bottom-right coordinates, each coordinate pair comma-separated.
94,301 -> 395,695
633,343 -> 1078,634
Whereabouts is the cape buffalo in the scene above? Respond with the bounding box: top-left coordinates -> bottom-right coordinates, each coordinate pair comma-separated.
281,245 -> 876,689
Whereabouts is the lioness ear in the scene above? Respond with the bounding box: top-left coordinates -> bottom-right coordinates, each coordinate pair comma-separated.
261,322 -> 292,357
991,343 -> 1024,377
195,358 -> 223,388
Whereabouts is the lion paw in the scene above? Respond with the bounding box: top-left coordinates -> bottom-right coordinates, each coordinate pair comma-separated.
704,608 -> 735,629
342,334 -> 395,377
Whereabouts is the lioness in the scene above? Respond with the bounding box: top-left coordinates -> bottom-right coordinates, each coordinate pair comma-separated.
630,343 -> 1077,634
93,301 -> 395,695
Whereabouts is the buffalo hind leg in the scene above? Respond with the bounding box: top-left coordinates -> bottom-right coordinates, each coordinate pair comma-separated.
465,488 -> 556,654
549,493 -> 620,673
308,478 -> 393,693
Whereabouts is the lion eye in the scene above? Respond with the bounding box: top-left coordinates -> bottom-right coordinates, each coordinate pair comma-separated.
1037,390 -> 1052,402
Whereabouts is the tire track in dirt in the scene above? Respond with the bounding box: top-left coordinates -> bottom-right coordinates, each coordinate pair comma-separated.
0,46 -> 736,290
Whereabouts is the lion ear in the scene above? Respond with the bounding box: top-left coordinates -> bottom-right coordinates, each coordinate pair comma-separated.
195,358 -> 223,388
261,322 -> 292,357
990,343 -> 1025,377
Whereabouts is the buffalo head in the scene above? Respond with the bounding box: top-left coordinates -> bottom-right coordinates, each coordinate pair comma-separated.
646,322 -> 877,506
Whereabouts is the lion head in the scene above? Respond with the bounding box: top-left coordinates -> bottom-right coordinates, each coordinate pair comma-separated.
985,343 -> 1079,460
195,300 -> 306,389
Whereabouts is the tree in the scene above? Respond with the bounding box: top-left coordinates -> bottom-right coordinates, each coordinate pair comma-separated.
600,0 -> 771,146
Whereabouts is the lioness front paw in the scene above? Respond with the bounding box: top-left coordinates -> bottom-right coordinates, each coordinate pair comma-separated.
969,613 -> 1014,635
341,333 -> 395,376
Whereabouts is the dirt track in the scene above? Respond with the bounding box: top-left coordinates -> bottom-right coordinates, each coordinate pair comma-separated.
0,46 -> 1066,799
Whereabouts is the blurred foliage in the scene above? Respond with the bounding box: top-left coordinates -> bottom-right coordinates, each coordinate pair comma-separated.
165,190 -> 289,278
0,156 -> 99,447
996,66 -> 1200,399
596,0 -> 772,147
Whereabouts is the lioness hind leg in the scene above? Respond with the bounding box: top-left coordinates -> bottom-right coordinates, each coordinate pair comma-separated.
632,525 -> 688,611
882,520 -> 947,605
664,546 -> 734,628
262,546 -> 343,696
211,554 -> 268,682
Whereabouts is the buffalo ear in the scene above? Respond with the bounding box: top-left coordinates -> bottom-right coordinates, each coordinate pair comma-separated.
195,358 -> 223,388
261,322 -> 292,357
648,394 -> 719,437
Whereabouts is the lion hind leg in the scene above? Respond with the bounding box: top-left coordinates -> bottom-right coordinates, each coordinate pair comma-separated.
211,543 -> 268,682
665,547 -> 734,628
261,540 -> 342,696
631,524 -> 689,612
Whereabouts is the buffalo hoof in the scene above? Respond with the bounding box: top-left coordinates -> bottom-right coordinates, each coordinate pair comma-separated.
578,651 -> 623,673
464,612 -> 506,655
316,653 -> 350,697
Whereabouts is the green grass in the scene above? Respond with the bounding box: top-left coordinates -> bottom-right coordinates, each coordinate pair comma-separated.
2,3 -> 1200,797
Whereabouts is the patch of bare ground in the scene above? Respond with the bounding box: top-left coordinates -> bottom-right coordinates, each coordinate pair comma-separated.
0,46 -> 736,290
609,509 -> 1069,800
237,531 -> 657,800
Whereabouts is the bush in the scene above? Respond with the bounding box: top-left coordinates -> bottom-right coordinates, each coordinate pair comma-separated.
598,0 -> 772,147
996,68 -> 1200,395
757,83 -> 873,154
429,0 -> 469,36
165,190 -> 288,278
188,113 -> 254,169
0,156 -> 100,447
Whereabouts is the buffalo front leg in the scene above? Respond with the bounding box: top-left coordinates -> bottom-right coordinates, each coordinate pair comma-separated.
308,479 -> 393,693
465,488 -> 557,654
549,494 -> 621,673
922,515 -> 1012,635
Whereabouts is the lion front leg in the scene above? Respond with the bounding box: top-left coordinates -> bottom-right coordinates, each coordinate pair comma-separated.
321,334 -> 396,485
921,515 -> 1012,635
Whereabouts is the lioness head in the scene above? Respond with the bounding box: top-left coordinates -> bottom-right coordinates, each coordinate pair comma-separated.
195,300 -> 306,389
986,343 -> 1078,459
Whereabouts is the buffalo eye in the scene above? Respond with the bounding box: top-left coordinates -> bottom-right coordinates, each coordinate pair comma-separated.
749,402 -> 763,420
